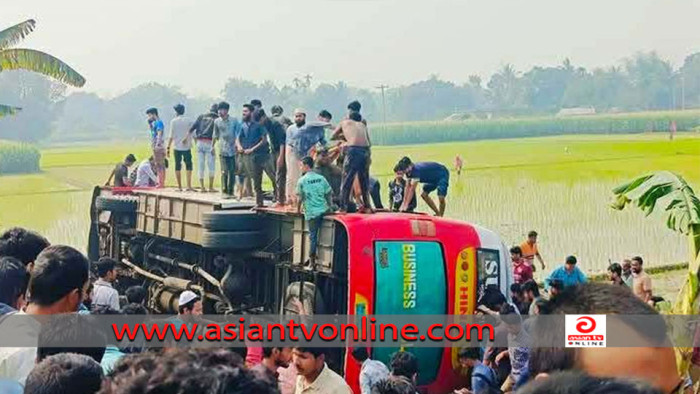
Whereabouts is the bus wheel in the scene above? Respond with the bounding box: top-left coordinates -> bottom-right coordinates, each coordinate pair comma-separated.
201,211 -> 266,231
96,196 -> 138,213
201,231 -> 266,250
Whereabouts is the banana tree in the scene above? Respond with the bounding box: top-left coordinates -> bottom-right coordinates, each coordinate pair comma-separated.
0,19 -> 85,117
612,171 -> 700,373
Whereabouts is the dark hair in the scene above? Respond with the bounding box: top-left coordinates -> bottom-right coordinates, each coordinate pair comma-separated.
608,263 -> 622,276
210,103 -> 219,113
351,347 -> 369,362
125,154 -> 137,163
250,99 -> 262,108
522,279 -> 540,298
499,303 -> 522,325
145,107 -> 158,116
528,230 -> 538,238
95,257 -> 116,278
565,255 -> 577,265
530,283 -> 664,377
348,111 -> 362,122
29,246 -> 89,307
318,110 -> 332,120
173,104 -> 185,115
271,105 -> 283,115
125,286 -> 146,304
122,302 -> 148,315
348,100 -> 361,112
389,351 -> 418,380
457,347 -> 481,361
37,315 -> 106,363
395,157 -> 412,172
510,283 -> 522,295
632,256 -> 643,265
253,108 -> 267,123
294,346 -> 326,358
549,279 -> 564,291
517,371 -> 663,394
510,246 -> 522,256
178,297 -> 200,314
371,375 -> 417,394
25,353 -> 103,394
243,103 -> 255,113
218,101 -> 230,111
301,156 -> 314,168
0,227 -> 50,265
477,285 -> 507,311
0,256 -> 29,308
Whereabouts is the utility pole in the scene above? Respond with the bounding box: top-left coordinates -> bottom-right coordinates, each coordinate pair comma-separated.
376,84 -> 389,126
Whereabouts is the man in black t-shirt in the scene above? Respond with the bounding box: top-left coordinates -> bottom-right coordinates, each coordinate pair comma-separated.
105,154 -> 136,187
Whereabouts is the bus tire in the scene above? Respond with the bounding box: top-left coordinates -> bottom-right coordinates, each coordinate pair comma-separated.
201,211 -> 265,231
201,230 -> 266,250
96,196 -> 138,213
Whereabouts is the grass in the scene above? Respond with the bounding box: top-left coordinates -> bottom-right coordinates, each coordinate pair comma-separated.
1,133 -> 697,277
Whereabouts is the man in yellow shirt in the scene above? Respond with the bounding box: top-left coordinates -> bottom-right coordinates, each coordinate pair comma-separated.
294,347 -> 351,394
520,230 -> 546,272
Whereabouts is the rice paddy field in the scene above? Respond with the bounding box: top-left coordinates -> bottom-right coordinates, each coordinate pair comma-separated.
1,133 -> 698,293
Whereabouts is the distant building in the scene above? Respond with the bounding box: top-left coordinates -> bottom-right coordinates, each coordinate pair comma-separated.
556,107 -> 596,117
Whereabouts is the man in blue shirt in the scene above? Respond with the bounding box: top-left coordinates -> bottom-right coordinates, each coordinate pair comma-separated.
545,255 -> 587,291
455,347 -> 499,394
213,101 -> 241,198
395,156 -> 450,217
236,104 -> 268,206
296,156 -> 332,267
146,108 -> 166,187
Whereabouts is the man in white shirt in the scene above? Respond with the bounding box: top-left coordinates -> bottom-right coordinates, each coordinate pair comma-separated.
0,245 -> 90,386
134,157 -> 159,187
91,257 -> 120,311
351,347 -> 389,394
293,347 -> 351,394
167,104 -> 195,191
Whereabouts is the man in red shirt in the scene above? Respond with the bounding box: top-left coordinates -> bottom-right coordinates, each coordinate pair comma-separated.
511,246 -> 533,284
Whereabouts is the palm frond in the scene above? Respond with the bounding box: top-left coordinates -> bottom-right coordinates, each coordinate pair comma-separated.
0,48 -> 85,87
0,19 -> 36,50
0,103 -> 21,117
612,171 -> 700,234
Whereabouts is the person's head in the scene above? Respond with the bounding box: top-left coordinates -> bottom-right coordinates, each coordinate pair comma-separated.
37,312 -> 107,363
25,353 -> 103,394
351,347 -> 370,365
95,257 -> 117,281
528,230 -> 538,244
499,303 -> 522,335
393,165 -> 404,179
395,157 -> 413,173
0,256 -> 29,309
271,105 -> 283,116
253,108 -> 267,124
565,255 -> 577,273
318,110 -> 332,122
389,351 -> 418,382
549,279 -> 564,297
457,347 -> 481,369
124,154 -> 137,167
631,256 -> 644,274
517,371 -> 663,394
262,346 -> 292,368
510,283 -> 524,303
522,279 -> 540,303
530,283 -> 677,393
29,246 -> 89,313
250,99 -> 262,109
510,246 -> 523,261
178,290 -> 202,315
293,347 -> 327,378
348,111 -> 362,122
622,259 -> 632,274
477,285 -> 507,312
217,101 -> 230,117
125,286 -> 146,305
294,108 -> 306,126
145,107 -> 159,121
348,100 -> 361,114
173,103 -> 185,116
0,227 -> 50,267
608,263 -> 622,281
121,302 -> 148,315
242,104 -> 254,121
371,375 -> 417,394
300,156 -> 314,173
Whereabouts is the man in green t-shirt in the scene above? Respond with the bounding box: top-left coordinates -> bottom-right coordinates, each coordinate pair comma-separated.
296,156 -> 333,267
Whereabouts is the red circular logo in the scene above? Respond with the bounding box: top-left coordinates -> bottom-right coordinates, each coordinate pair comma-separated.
576,316 -> 596,333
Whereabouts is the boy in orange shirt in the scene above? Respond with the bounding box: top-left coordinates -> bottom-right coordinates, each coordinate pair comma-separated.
520,230 -> 546,272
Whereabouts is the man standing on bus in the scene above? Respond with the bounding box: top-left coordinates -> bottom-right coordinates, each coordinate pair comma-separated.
167,104 -> 195,191
146,108 -> 166,187
395,157 -> 450,217
296,156 -> 332,268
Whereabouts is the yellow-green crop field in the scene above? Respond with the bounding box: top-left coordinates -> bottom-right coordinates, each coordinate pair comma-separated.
1,133 -> 699,280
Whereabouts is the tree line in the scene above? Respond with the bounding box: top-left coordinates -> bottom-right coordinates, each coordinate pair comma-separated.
2,50 -> 700,143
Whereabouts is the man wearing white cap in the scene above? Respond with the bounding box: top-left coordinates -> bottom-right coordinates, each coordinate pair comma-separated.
170,290 -> 202,327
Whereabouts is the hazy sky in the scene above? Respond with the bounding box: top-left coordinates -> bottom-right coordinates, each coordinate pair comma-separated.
4,0 -> 700,97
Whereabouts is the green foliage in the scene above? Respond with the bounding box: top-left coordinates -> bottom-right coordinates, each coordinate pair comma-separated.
371,110 -> 700,145
0,140 -> 40,174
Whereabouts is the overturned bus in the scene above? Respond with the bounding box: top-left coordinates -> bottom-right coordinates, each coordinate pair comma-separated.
89,186 -> 512,393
